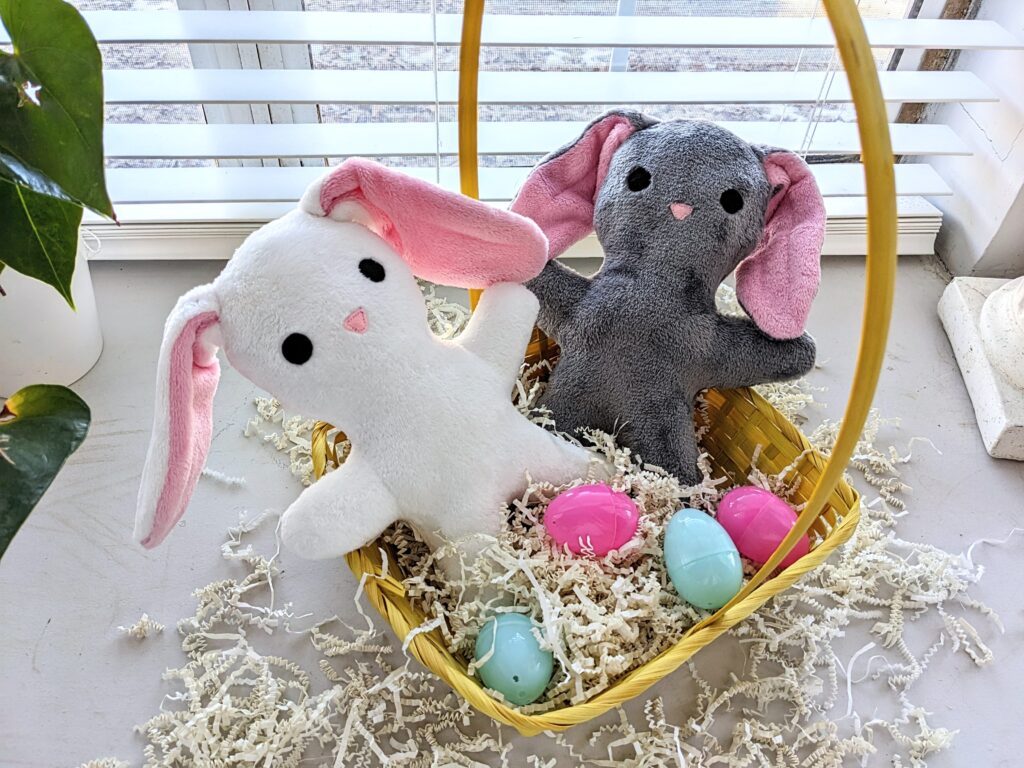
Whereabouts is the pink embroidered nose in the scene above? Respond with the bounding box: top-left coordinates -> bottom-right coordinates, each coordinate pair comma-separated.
670,202 -> 693,221
343,307 -> 368,334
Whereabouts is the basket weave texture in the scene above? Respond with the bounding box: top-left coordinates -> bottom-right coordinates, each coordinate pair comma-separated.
318,332 -> 860,736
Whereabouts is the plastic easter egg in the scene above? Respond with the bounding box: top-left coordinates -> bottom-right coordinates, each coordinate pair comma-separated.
474,613 -> 553,706
544,483 -> 639,556
663,508 -> 743,610
717,486 -> 809,569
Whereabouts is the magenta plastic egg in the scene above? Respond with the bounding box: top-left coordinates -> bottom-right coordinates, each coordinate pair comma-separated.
716,487 -> 809,569
543,483 -> 639,556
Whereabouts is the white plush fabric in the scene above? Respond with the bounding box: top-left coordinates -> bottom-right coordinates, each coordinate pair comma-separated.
134,164 -> 597,576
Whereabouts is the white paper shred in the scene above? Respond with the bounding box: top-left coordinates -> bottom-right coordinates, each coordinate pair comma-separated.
92,285 -> 1006,767
118,613 -> 165,640
200,467 -> 246,488
244,397 -> 320,486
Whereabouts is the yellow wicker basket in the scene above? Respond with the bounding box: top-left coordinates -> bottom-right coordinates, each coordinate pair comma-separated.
315,0 -> 897,736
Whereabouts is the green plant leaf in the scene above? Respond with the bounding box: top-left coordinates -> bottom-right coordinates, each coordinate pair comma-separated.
0,384 -> 90,559
0,0 -> 113,218
0,149 -> 78,204
0,178 -> 81,307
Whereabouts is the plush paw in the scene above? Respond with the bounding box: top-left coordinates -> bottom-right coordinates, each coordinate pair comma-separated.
667,459 -> 704,488
786,332 -> 817,379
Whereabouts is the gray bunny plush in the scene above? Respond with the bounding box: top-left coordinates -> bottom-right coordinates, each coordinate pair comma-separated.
510,110 -> 825,485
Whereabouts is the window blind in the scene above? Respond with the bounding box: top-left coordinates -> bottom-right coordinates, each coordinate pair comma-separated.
8,2 -> 1018,259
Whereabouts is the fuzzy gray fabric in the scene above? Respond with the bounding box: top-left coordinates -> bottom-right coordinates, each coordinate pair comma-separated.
511,111 -> 820,484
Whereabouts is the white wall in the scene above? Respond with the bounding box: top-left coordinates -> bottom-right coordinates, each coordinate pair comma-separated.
928,0 -> 1024,277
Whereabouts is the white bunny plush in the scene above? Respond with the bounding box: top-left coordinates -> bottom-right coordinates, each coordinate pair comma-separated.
134,159 -> 597,575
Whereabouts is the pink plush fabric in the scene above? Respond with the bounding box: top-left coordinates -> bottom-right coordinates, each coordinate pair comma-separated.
670,202 -> 693,221
316,158 -> 548,289
343,307 -> 368,334
510,113 -> 640,259
735,151 -> 825,340
141,310 -> 220,549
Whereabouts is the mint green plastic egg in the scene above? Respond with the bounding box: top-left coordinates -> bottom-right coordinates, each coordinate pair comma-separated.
474,613 -> 553,706
663,508 -> 743,610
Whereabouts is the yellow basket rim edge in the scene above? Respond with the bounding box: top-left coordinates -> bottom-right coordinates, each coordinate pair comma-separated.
347,503 -> 860,736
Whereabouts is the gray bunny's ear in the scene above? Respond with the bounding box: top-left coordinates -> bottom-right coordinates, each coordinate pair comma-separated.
736,148 -> 825,339
511,109 -> 657,259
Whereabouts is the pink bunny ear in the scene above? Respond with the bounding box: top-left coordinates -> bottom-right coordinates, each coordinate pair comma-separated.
510,110 -> 655,259
134,285 -> 221,549
299,158 -> 547,289
735,151 -> 825,340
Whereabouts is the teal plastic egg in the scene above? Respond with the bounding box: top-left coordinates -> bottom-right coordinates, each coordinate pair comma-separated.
663,508 -> 743,610
474,613 -> 553,706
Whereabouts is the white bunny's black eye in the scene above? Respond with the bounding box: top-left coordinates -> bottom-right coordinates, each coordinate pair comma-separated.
358,258 -> 386,282
282,333 -> 313,365
626,166 -> 651,192
720,189 -> 744,214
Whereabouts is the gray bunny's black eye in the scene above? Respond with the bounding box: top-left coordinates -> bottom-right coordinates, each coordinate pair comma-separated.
358,258 -> 386,282
720,189 -> 744,214
626,166 -> 651,192
282,333 -> 313,365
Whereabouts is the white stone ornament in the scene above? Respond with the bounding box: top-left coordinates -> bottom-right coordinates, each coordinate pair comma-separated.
939,277 -> 1024,460
980,276 -> 1024,391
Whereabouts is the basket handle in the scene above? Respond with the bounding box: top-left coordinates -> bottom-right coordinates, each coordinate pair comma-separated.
711,0 -> 897,616
458,1 -> 486,311
456,0 -> 897,621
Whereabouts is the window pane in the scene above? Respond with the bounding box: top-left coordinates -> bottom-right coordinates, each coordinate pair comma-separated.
63,0 -> 917,173
67,0 -> 208,168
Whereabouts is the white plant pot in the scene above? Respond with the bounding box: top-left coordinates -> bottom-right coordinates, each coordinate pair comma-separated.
0,241 -> 104,397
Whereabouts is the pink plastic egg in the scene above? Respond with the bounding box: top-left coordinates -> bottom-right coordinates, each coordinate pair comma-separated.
716,487 -> 809,569
543,484 -> 639,556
